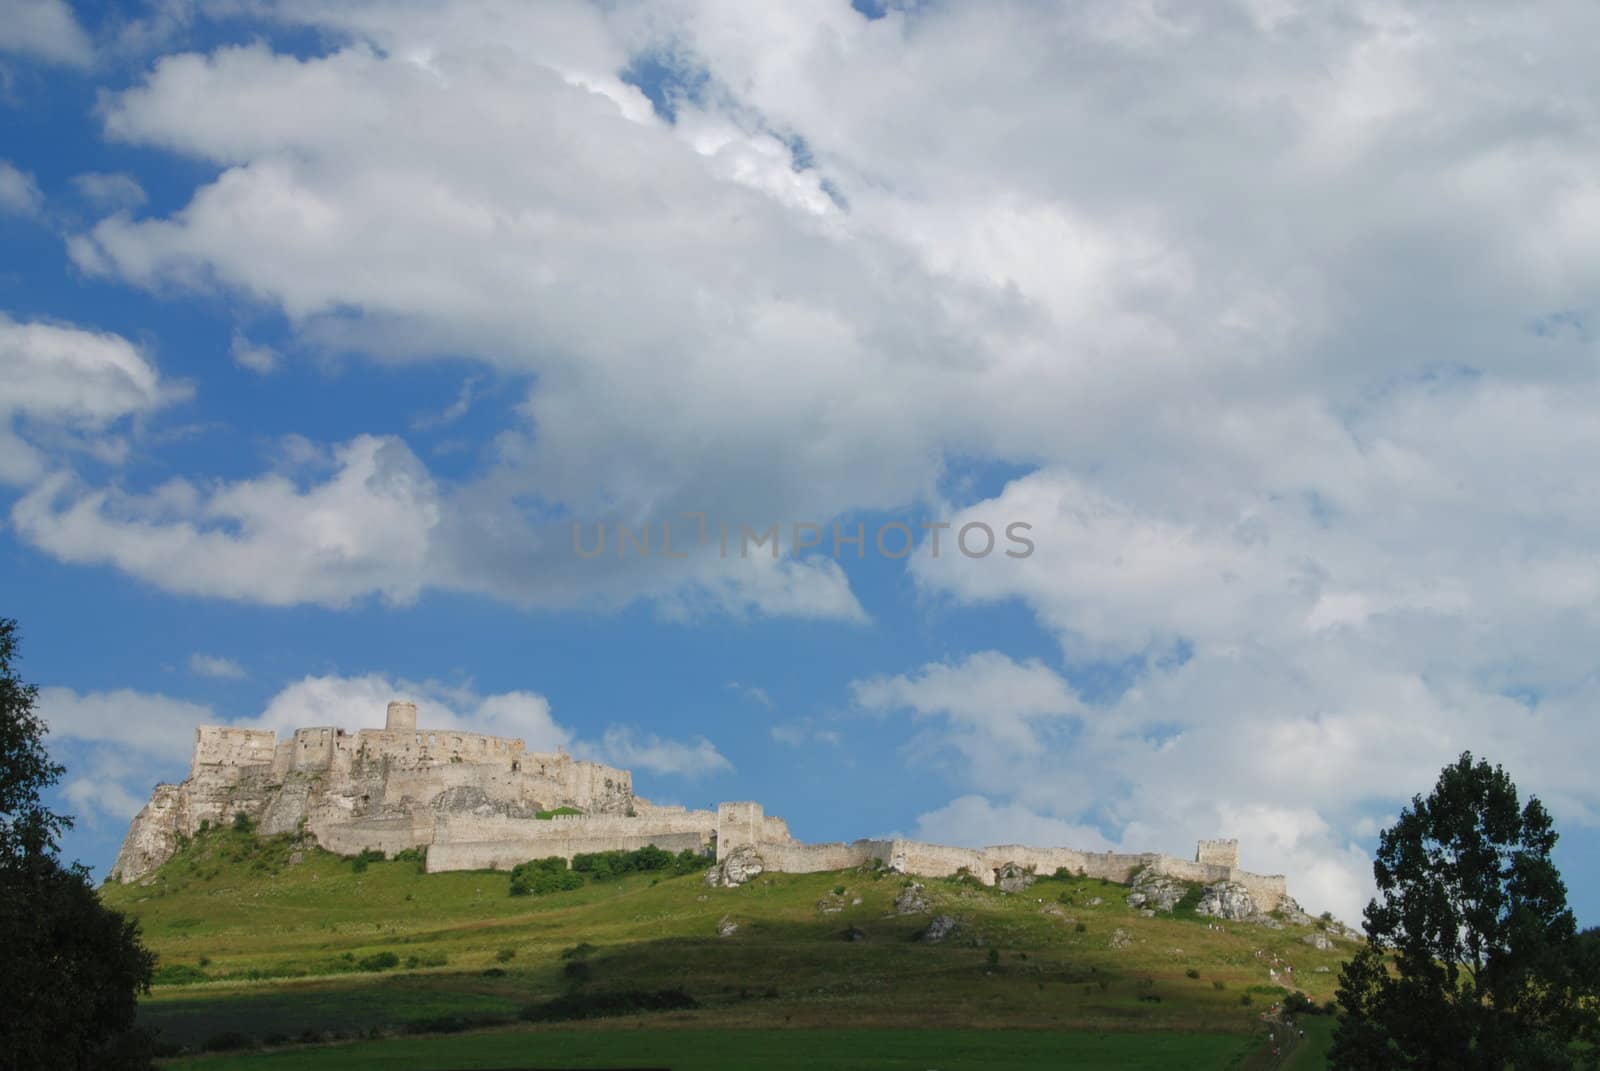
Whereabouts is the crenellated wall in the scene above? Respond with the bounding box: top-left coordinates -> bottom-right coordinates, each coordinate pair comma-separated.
1196,838 -> 1240,868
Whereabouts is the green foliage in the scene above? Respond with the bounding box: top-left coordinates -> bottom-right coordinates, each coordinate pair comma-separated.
392,846 -> 427,873
560,942 -> 598,960
509,856 -> 585,896
495,947 -> 516,963
0,617 -> 157,1069
230,812 -> 253,834
1185,967 -> 1200,979
1333,752 -> 1600,1070
571,844 -> 694,882
349,848 -> 386,874
357,951 -> 399,972
987,948 -> 1001,967
534,807 -> 584,819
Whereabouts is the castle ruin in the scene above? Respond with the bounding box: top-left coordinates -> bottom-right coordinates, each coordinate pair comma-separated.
113,702 -> 1289,910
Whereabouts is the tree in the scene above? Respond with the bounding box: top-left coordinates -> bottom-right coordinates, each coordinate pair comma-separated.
0,617 -> 156,1070
1333,752 -> 1598,1070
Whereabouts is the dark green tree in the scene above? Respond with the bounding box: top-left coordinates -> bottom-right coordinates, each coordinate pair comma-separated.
1333,752 -> 1598,1070
0,617 -> 156,1070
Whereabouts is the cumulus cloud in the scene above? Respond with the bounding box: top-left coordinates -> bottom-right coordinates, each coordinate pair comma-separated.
0,313 -> 184,484
0,0 -> 92,67
13,435 -> 440,606
853,651 -> 1080,751
20,1 -> 1600,914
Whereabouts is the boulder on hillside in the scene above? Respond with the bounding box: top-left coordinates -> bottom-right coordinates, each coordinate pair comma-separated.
1194,881 -> 1257,921
705,845 -> 764,888
1277,895 -> 1313,927
1302,931 -> 1334,951
717,915 -> 739,938
1125,868 -> 1188,913
995,861 -> 1037,893
895,882 -> 930,915
920,915 -> 958,943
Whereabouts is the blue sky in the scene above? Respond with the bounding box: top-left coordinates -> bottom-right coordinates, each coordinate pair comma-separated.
3,1 -> 1599,928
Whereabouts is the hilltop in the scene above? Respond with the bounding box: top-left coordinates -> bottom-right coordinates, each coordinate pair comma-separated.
103,822 -> 1352,1068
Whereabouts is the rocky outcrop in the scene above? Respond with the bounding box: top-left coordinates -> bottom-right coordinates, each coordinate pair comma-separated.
1277,895 -> 1313,927
705,845 -> 764,888
1302,931 -> 1334,951
995,862 -> 1036,893
920,915 -> 957,943
717,915 -> 739,937
895,882 -> 930,915
1109,927 -> 1132,950
1195,880 -> 1256,921
112,784 -> 184,883
1125,868 -> 1188,913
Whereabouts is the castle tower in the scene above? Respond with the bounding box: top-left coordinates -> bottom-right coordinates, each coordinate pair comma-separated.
1195,838 -> 1239,868
385,700 -> 418,733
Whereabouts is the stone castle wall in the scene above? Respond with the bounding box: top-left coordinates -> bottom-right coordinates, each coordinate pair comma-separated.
117,705 -> 1292,913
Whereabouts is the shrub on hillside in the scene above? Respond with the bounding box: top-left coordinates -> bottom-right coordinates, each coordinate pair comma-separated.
357,951 -> 399,972
392,846 -> 426,873
350,848 -> 386,873
509,856 -> 584,896
231,812 -> 253,834
572,845 -> 677,881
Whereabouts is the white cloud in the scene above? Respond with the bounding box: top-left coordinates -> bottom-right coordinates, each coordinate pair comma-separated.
71,171 -> 147,211
39,686 -> 212,765
21,1 -> 1600,915
853,651 -> 1080,751
0,0 -> 92,67
589,726 -> 732,778
13,435 -> 440,607
911,796 -> 1113,854
0,313 -> 185,484
0,160 -> 43,217
188,653 -> 246,679
229,330 -> 280,374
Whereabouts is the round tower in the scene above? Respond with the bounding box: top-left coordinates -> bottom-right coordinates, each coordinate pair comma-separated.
385,700 -> 418,733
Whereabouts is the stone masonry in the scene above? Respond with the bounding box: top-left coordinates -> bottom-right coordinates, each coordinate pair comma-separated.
113,701 -> 1291,912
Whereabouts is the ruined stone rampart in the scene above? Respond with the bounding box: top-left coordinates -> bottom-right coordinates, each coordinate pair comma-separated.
116,703 -> 1292,913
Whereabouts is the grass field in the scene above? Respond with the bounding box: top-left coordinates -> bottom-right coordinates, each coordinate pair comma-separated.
102,825 -> 1349,1067
164,1026 -> 1265,1070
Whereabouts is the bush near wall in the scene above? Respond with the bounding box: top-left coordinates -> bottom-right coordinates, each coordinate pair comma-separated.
510,857 -> 585,896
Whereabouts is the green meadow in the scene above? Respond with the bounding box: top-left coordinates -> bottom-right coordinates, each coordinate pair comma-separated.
103,825 -> 1343,1068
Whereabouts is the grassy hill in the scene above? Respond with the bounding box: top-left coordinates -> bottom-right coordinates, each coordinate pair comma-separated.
102,824 -> 1347,1068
